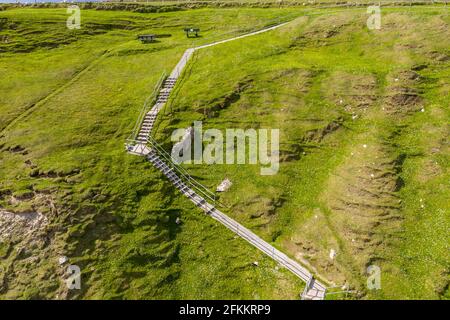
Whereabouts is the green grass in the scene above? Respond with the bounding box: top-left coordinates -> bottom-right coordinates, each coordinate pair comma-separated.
0,6 -> 448,300
0,7 -> 304,300
154,6 -> 449,299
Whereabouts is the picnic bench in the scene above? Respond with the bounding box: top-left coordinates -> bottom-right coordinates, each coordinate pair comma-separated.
137,34 -> 155,43
183,28 -> 200,38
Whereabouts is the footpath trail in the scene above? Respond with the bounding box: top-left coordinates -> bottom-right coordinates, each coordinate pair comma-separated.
126,22 -> 327,300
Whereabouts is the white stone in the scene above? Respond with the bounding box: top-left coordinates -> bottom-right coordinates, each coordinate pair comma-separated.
216,178 -> 232,192
58,256 -> 68,265
329,249 -> 337,260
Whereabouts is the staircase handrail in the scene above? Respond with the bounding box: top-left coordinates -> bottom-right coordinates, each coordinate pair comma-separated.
127,71 -> 166,142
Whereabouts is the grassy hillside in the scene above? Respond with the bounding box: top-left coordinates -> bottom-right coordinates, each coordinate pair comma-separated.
0,5 -> 448,300
154,6 -> 449,299
0,7 -> 304,300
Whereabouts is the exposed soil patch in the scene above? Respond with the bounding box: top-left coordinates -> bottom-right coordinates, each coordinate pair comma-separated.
234,195 -> 285,230
411,64 -> 428,72
383,69 -> 424,115
428,51 -> 449,62
11,191 -> 33,201
289,13 -> 351,48
397,70 -> 421,81
199,78 -> 253,117
285,208 -> 347,286
386,92 -> 421,110
322,139 -> 404,282
7,144 -> 27,154
303,118 -> 342,143
417,159 -> 443,183
279,142 -> 304,162
29,168 -> 81,179
0,210 -> 48,243
0,191 -> 63,298
24,159 -> 37,168
323,71 -> 378,116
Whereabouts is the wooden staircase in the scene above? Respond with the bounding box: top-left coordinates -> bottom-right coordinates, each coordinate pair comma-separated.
126,23 -> 328,300
134,76 -> 178,144
146,148 -> 326,296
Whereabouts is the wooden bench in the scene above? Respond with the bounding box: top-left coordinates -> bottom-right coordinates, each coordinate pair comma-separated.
183,28 -> 199,38
137,34 -> 155,43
